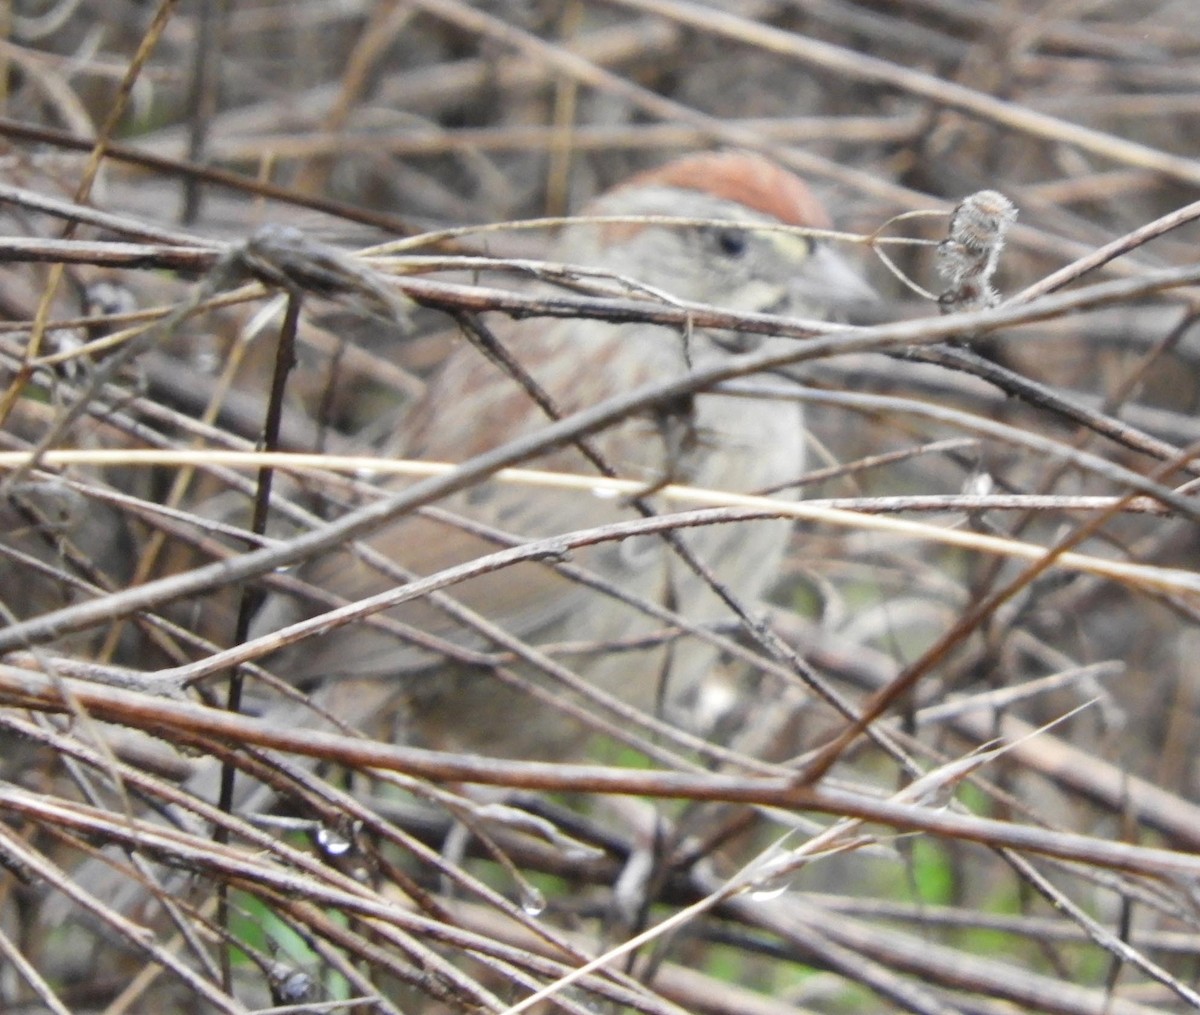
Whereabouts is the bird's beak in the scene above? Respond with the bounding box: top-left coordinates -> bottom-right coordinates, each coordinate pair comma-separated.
781,239 -> 879,322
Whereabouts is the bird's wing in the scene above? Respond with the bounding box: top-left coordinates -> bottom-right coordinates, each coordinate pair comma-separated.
257,316 -> 691,681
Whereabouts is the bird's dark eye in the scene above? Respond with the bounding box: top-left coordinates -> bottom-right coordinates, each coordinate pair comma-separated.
715,228 -> 748,258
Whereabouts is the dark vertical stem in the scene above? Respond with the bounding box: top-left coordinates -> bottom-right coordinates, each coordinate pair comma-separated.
182,0 -> 227,224
216,288 -> 301,991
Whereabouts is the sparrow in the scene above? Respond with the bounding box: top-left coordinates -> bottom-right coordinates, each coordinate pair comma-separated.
252,150 -> 875,758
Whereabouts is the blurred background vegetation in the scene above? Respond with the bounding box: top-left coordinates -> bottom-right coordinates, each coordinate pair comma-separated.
4,1 -> 1200,1012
